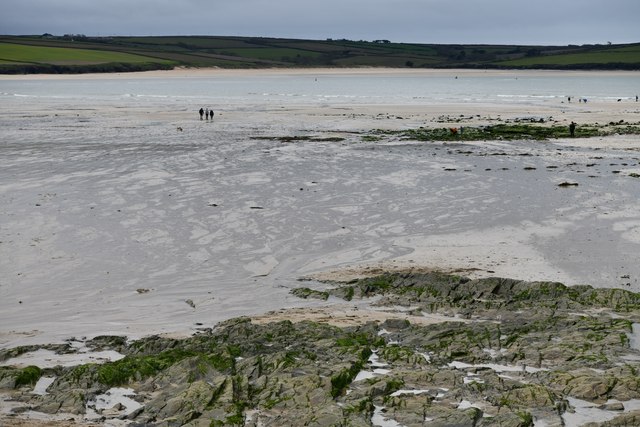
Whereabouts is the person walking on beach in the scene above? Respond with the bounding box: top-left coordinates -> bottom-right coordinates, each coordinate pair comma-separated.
569,121 -> 576,137
209,109 -> 214,120
199,107 -> 204,120
205,108 -> 209,120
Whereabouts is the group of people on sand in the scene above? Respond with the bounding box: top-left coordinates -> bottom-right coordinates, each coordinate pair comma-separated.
199,107 -> 214,120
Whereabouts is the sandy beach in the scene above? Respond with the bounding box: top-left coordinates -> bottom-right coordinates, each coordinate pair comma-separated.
1,67 -> 640,426
1,68 -> 640,351
2,66 -> 638,80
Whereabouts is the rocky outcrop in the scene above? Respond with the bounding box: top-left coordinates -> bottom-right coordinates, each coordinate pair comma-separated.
2,273 -> 640,426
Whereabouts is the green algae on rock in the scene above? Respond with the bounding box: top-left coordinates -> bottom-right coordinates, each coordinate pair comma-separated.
2,273 -> 640,426
369,122 -> 640,142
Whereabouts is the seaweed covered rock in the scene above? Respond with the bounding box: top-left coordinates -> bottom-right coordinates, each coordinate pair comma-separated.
2,272 -> 640,426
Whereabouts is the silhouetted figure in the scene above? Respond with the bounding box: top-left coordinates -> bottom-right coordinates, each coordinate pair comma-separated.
209,109 -> 214,120
569,121 -> 576,137
205,108 -> 209,120
199,108 -> 204,120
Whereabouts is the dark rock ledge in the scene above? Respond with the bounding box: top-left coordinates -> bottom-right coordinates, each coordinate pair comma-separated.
2,272 -> 640,426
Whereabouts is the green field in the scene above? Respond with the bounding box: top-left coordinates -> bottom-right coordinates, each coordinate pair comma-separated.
214,47 -> 324,61
498,45 -> 640,67
0,35 -> 638,74
0,42 -> 174,65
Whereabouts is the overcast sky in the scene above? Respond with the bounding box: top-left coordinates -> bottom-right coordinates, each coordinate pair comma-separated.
2,0 -> 638,45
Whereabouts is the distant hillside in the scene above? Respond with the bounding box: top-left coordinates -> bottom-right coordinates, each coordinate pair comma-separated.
1,35 -> 639,74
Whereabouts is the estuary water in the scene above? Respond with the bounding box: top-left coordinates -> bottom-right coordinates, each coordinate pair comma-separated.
2,69 -> 639,109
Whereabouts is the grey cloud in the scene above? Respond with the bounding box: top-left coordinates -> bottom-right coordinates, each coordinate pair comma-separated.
1,0 -> 638,45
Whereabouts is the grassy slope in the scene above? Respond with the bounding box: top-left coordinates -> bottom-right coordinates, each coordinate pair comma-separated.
498,44 -> 640,67
0,42 -> 174,65
0,35 -> 638,73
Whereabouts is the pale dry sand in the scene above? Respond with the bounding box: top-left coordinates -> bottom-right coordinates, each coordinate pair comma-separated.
251,301 -> 470,328
2,66 -> 636,80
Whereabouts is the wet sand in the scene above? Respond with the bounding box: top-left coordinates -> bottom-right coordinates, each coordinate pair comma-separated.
1,69 -> 640,350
